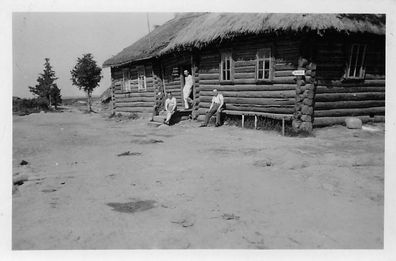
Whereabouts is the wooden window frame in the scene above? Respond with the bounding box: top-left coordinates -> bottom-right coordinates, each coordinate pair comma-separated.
345,43 -> 367,80
122,68 -> 131,92
256,48 -> 273,82
136,65 -> 147,91
220,51 -> 234,82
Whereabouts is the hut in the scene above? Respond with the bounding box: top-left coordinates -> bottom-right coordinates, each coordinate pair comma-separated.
103,13 -> 385,132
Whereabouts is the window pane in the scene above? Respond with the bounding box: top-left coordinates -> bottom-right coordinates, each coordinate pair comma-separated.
264,70 -> 269,79
226,70 -> 230,80
223,70 -> 226,80
258,70 -> 263,79
264,60 -> 270,70
349,45 -> 358,77
226,59 -> 230,70
258,60 -> 263,70
356,45 -> 365,77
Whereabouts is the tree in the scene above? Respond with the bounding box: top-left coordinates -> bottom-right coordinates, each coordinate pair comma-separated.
50,85 -> 62,109
29,58 -> 62,109
70,53 -> 102,112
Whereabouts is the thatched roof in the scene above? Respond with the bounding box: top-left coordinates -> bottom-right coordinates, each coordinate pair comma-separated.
103,13 -> 385,67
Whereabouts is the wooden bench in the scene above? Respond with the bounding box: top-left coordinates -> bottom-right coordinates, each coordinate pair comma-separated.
222,110 -> 293,136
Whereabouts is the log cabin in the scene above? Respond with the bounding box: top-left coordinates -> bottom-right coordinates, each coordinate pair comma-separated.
103,13 -> 385,133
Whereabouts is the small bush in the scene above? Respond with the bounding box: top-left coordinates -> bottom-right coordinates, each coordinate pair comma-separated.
13,97 -> 50,115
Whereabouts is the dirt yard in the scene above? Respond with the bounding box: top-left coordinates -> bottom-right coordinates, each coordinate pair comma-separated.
12,106 -> 384,249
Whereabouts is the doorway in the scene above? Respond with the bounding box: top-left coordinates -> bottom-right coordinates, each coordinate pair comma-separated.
180,64 -> 194,110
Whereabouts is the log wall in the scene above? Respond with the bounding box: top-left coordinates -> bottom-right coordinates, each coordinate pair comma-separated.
160,53 -> 192,108
196,36 -> 300,117
313,34 -> 385,126
111,62 -> 157,114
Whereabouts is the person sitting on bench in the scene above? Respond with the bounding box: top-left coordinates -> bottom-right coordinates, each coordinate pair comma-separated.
200,89 -> 224,127
164,92 -> 177,125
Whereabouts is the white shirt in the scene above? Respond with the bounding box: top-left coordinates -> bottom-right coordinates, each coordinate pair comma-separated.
184,75 -> 193,90
212,93 -> 224,105
165,97 -> 177,111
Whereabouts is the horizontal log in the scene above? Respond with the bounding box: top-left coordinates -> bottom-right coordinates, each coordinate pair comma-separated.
115,97 -> 155,103
201,54 -> 220,60
317,79 -> 385,87
164,86 -> 181,91
114,89 -> 154,95
115,107 -> 153,113
364,79 -> 386,86
233,79 -> 256,84
198,84 -> 296,91
199,73 -> 219,80
199,68 -> 220,74
115,102 -> 154,108
198,101 -> 294,109
199,90 -> 295,98
276,40 -> 300,45
198,105 -> 294,114
314,115 -> 385,127
314,106 -> 385,117
234,72 -> 256,79
274,70 -> 293,77
114,92 -> 154,98
234,66 -> 256,73
272,76 -> 296,84
314,100 -> 385,110
315,92 -> 385,102
316,86 -> 385,94
274,63 -> 297,71
200,78 -> 296,85
199,79 -> 220,85
235,60 -> 256,67
223,104 -> 295,114
199,96 -> 294,105
316,42 -> 343,47
164,86 -> 181,90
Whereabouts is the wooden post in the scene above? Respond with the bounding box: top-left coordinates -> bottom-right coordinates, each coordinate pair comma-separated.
160,62 -> 166,93
110,78 -> 115,115
282,117 -> 285,136
242,114 -> 245,128
254,115 -> 258,129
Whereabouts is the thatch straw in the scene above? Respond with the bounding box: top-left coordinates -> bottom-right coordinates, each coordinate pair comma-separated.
103,13 -> 385,67
103,13 -> 201,67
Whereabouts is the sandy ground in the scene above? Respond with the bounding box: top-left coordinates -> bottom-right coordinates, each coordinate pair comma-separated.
12,106 -> 384,249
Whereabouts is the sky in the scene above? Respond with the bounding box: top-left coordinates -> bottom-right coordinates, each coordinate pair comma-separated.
13,12 -> 174,98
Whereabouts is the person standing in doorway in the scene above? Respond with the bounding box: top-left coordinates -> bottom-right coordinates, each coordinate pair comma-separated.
164,92 -> 177,125
182,69 -> 193,110
200,89 -> 224,127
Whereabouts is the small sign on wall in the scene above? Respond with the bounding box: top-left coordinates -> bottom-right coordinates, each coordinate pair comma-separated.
292,70 -> 305,76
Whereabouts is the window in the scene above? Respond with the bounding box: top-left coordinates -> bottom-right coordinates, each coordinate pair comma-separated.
122,69 -> 131,92
256,48 -> 272,80
346,44 -> 367,79
220,52 -> 233,81
137,65 -> 147,91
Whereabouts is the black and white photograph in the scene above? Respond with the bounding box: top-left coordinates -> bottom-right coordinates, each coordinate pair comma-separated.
1,0 -> 396,260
